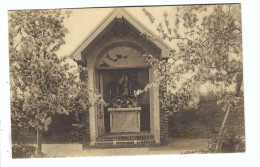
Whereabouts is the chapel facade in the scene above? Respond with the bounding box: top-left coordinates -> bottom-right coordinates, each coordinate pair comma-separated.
71,8 -> 172,148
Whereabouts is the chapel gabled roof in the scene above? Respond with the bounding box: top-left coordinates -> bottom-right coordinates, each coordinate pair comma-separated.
70,8 -> 172,61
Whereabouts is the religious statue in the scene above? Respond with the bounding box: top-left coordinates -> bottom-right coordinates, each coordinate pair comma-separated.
118,72 -> 131,96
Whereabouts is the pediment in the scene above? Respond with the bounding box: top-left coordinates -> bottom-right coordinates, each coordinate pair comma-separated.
70,8 -> 171,63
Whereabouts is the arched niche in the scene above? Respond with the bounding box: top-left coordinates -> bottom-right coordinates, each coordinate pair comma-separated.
86,41 -> 160,144
95,42 -> 151,69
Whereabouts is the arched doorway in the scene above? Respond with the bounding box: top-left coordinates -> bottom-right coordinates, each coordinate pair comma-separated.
94,43 -> 151,136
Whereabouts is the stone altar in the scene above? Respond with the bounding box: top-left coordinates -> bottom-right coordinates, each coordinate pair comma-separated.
108,107 -> 141,133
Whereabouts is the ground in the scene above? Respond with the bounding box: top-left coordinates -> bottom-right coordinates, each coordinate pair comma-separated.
40,138 -> 209,157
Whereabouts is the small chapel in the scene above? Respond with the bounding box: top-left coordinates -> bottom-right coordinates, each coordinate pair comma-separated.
71,8 -> 172,148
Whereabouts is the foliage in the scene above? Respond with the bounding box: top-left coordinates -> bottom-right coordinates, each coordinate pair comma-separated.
141,4 -> 243,152
9,9 -> 105,146
12,144 -> 64,158
141,5 -> 243,113
9,9 -> 71,54
9,10 -> 76,155
199,134 -> 245,153
9,9 -> 70,132
12,144 -> 36,158
221,135 -> 245,152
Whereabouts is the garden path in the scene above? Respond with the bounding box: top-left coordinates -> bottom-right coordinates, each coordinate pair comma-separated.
40,138 -> 209,157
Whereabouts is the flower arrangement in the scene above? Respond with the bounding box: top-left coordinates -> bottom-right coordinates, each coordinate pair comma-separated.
109,95 -> 138,108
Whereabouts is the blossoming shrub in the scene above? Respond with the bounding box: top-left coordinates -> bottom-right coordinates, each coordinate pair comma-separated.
12,144 -> 36,158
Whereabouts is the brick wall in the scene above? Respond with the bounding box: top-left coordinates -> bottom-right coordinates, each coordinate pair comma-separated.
160,109 -> 170,145
82,110 -> 90,148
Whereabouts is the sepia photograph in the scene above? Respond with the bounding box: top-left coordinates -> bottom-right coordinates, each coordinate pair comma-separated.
8,4 -> 245,158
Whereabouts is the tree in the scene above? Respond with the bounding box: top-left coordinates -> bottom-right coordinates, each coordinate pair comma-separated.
140,4 -> 243,152
9,9 -> 104,156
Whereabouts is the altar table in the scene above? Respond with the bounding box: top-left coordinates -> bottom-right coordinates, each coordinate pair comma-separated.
108,107 -> 141,133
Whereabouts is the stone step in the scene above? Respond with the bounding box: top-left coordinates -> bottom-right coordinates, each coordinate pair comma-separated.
97,134 -> 154,141
88,139 -> 157,149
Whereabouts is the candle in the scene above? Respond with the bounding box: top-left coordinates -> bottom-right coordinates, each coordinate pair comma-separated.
117,84 -> 118,95
129,82 -> 131,94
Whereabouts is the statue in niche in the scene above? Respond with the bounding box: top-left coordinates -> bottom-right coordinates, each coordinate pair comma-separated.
118,72 -> 131,96
107,72 -> 140,108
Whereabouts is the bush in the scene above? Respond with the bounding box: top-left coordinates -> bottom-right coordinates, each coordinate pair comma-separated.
200,134 -> 245,153
221,135 -> 245,153
169,98 -> 226,139
12,144 -> 36,158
